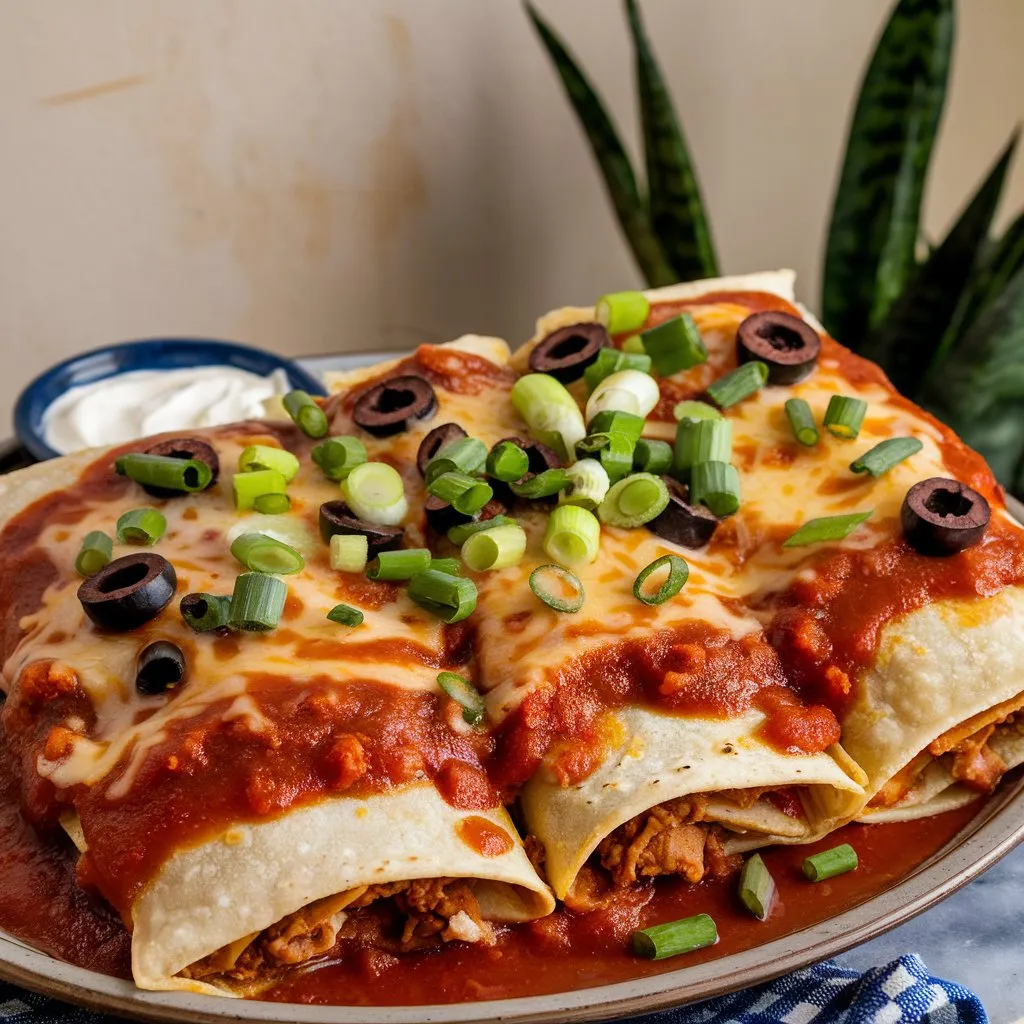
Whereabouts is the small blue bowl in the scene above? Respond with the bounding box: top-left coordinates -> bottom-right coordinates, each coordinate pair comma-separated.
14,337 -> 327,462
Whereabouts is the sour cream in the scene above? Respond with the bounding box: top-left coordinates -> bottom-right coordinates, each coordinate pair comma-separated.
42,366 -> 292,454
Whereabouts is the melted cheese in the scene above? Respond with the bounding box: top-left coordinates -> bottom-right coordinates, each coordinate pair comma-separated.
4,341 -> 520,793
7,290 -> 1018,799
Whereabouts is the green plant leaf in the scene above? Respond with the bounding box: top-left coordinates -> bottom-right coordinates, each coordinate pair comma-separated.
624,0 -> 718,281
945,210 -> 1024,346
822,0 -> 953,348
860,129 -> 1019,396
525,3 -> 675,286
925,264 -> 1024,489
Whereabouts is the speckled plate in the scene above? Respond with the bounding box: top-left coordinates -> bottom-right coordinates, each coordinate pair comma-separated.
1,361 -> 1022,1023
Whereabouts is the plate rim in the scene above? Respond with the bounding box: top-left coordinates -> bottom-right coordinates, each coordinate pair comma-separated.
2,355 -> 1022,1023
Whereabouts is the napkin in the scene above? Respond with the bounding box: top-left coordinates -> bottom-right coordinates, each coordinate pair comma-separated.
0,954 -> 986,1024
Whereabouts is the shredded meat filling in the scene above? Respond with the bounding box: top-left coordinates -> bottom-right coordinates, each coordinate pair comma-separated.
564,796 -> 742,910
183,877 -> 490,984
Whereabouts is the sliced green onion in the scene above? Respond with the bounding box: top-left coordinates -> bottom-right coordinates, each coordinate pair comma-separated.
633,439 -> 673,474
739,853 -> 776,921
802,843 -> 858,882
673,399 -> 721,423
429,557 -> 461,576
690,461 -> 740,518
254,492 -> 291,515
407,569 -> 478,623
621,335 -> 646,354
116,452 -> 212,493
233,469 -> 287,511
238,444 -> 300,482
327,603 -> 364,627
632,913 -> 718,960
599,433 -> 636,483
283,389 -> 328,438
462,523 -> 527,571
586,369 -> 659,422
180,593 -> 231,633
598,473 -> 670,528
511,469 -> 571,499
707,361 -> 769,409
674,418 -> 733,477
529,563 -> 585,613
850,437 -> 923,477
783,511 -> 873,548
584,348 -> 652,391
785,398 -> 819,446
587,410 -> 645,443
543,505 -> 600,566
116,508 -> 167,546
823,395 -> 868,439
311,436 -> 367,481
486,440 -> 530,483
633,554 -> 689,605
428,471 -> 493,515
437,671 -> 485,727
447,515 -> 518,546
230,532 -> 305,575
330,533 -> 369,573
576,432 -> 612,456
75,531 -> 112,577
640,313 -> 707,376
342,462 -> 408,526
510,373 -> 586,463
367,548 -> 432,580
559,458 -> 610,511
228,572 -> 287,631
595,290 -> 650,334
425,437 -> 488,485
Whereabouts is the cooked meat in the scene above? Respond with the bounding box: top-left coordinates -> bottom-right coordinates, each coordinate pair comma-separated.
396,878 -> 493,947
594,796 -> 741,890
183,877 -> 491,985
949,725 -> 1007,793
703,827 -> 742,878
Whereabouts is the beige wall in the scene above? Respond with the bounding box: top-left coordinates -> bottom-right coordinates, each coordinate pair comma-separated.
0,0 -> 1021,418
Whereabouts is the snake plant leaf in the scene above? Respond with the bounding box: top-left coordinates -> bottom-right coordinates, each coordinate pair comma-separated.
940,210 -> 1024,357
525,3 -> 675,286
860,129 -> 1018,396
624,0 -> 718,281
925,264 -> 1024,489
822,0 -> 953,349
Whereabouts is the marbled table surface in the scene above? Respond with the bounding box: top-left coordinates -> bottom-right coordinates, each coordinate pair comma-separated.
833,842 -> 1023,1022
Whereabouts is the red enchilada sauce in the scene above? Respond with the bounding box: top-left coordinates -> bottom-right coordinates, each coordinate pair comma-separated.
0,723 -> 981,1003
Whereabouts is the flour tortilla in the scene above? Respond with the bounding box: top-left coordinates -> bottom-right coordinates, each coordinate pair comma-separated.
520,705 -> 865,900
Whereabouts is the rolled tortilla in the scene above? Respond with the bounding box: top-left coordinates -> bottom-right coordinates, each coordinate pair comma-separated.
521,706 -> 864,901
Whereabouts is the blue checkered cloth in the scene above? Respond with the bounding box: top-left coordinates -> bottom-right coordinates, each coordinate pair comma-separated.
0,954 -> 986,1023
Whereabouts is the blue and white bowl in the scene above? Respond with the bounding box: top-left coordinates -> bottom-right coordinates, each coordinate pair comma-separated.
14,338 -> 326,462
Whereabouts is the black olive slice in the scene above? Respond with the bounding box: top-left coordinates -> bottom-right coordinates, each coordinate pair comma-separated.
529,322 -> 610,383
425,494 -> 472,535
78,553 -> 177,632
319,500 -> 404,556
496,436 -> 562,475
648,477 -> 719,548
417,422 -> 467,477
142,437 -> 221,498
901,477 -> 990,556
352,375 -> 438,437
136,641 -> 187,695
736,311 -> 821,386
